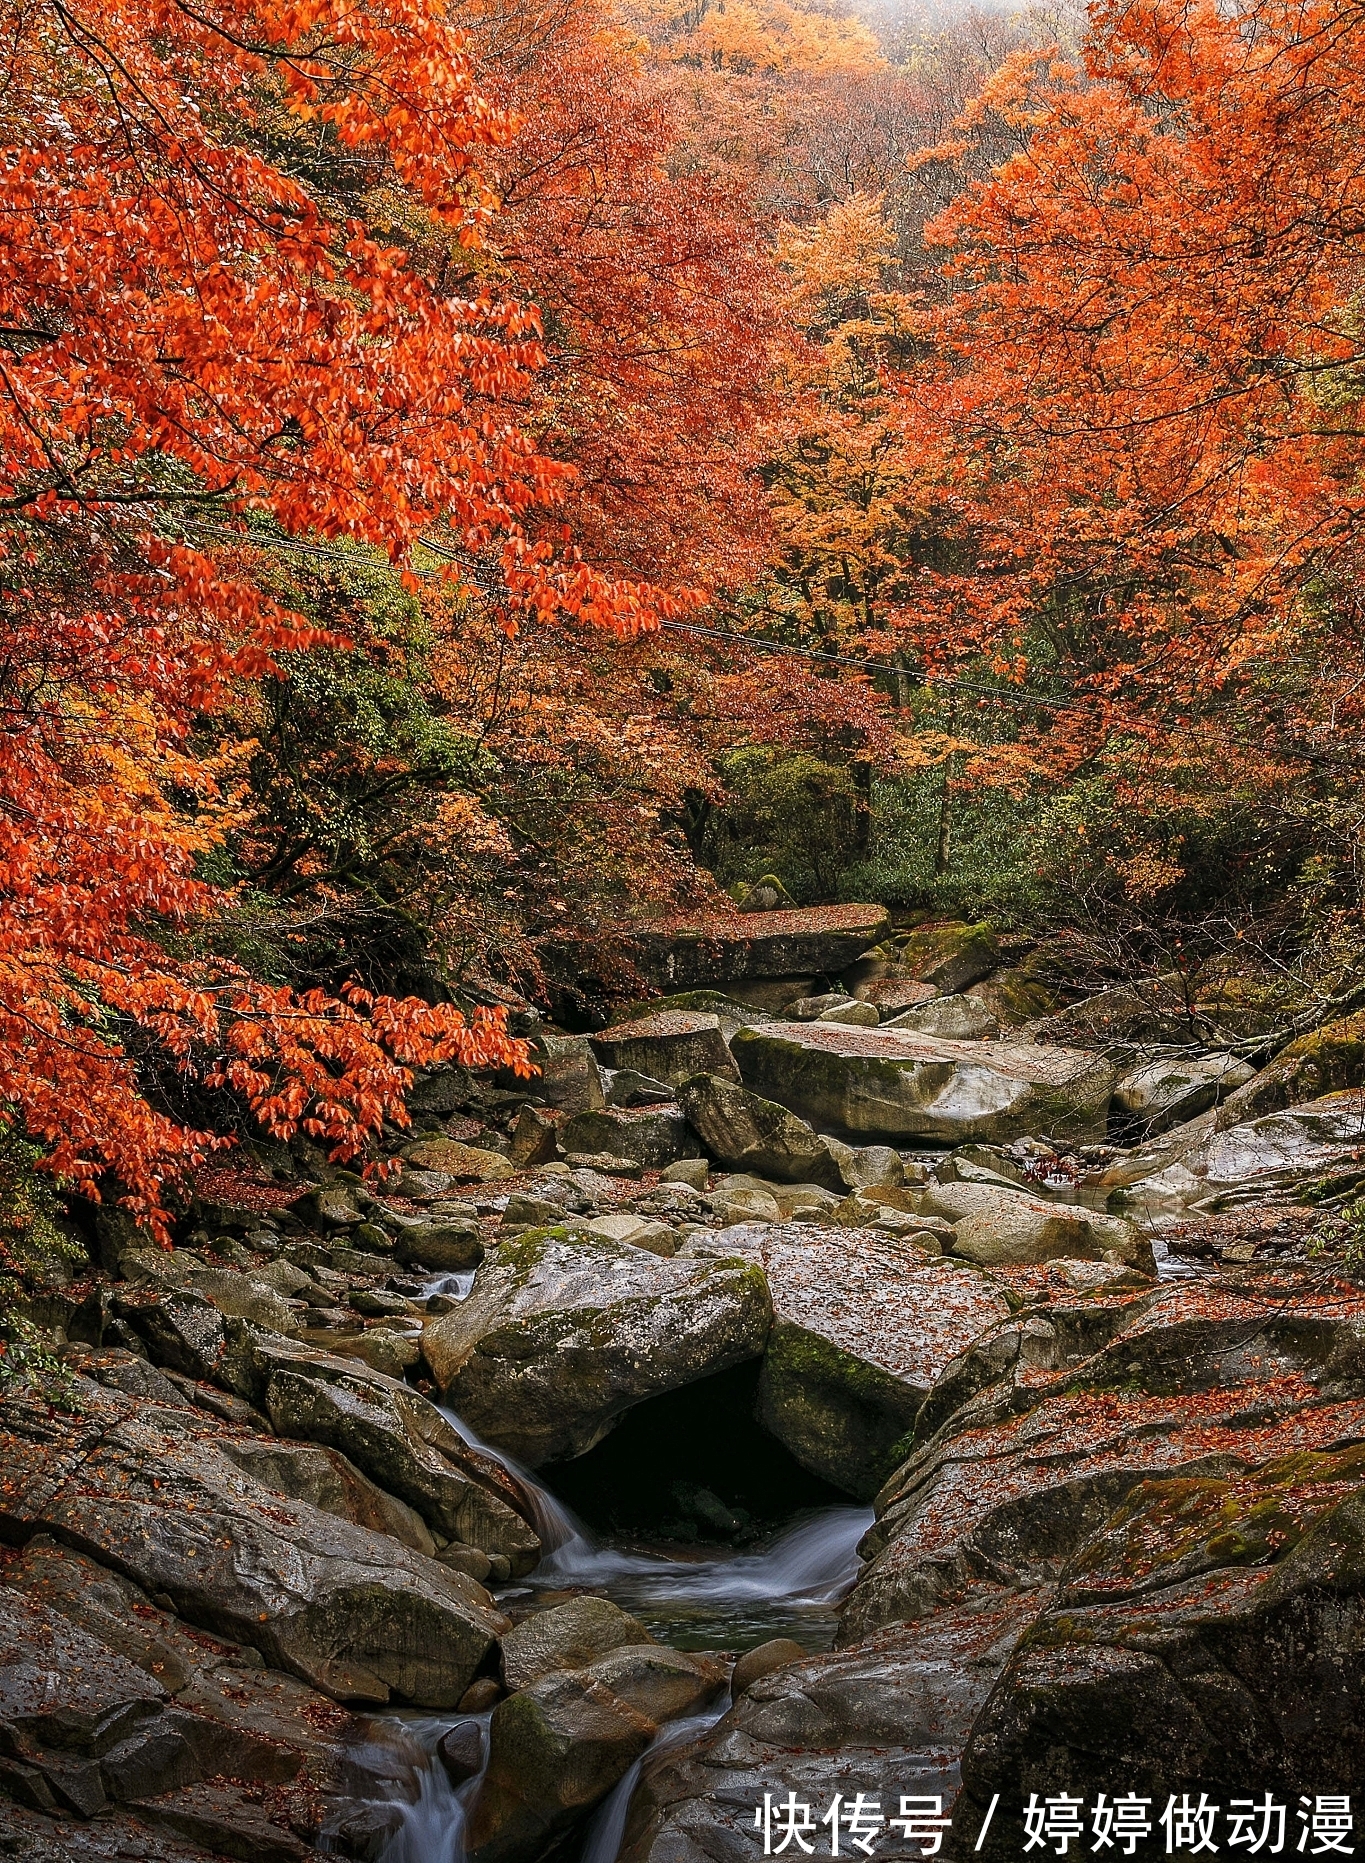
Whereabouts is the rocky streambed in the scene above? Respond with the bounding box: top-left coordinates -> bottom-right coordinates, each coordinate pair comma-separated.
5,910 -> 1365,1863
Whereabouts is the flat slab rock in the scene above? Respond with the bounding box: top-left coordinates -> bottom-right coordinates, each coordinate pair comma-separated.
626,904 -> 891,990
712,1224 -> 1010,1499
731,1023 -> 1115,1145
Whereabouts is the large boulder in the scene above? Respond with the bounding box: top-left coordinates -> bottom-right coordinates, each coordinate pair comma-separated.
422,1227 -> 773,1464
469,1645 -> 725,1863
731,1023 -> 1116,1145
744,1227 -> 1010,1498
501,1597 -> 653,1691
1112,1051 -> 1254,1134
560,1105 -> 701,1169
894,921 -> 1001,993
403,1137 -> 515,1182
676,1073 -> 843,1187
960,1444 -> 1365,1821
844,1275 -> 1365,1643
1129,1089 -> 1365,1206
920,1182 -> 1154,1271
590,1012 -> 739,1088
628,904 -> 891,991
217,1438 -> 437,1556
0,1381 -> 507,1707
235,1332 -> 541,1570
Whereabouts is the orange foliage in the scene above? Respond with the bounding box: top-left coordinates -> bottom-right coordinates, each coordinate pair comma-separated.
889,0 -> 1365,773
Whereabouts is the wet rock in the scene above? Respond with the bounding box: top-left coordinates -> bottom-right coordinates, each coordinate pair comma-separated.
0,1380 -> 507,1707
591,1012 -> 739,1088
218,1438 -> 437,1556
729,1637 -> 805,1697
883,993 -> 1000,1041
469,1646 -> 724,1863
676,1073 -> 842,1187
501,1596 -> 654,1691
422,1227 -> 772,1464
895,920 -> 1001,993
920,1181 -> 1153,1271
238,1333 -> 540,1568
616,1606 -> 1034,1863
438,1720 -> 486,1787
120,1255 -> 299,1336
740,1226 -> 1010,1498
732,1023 -> 1116,1146
1113,1051 -> 1255,1134
128,1784 -> 314,1862
627,903 -> 891,992
560,1105 -> 701,1170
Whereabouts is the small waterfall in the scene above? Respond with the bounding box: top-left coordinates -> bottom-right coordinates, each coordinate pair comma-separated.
579,1704 -> 730,1863
367,1713 -> 492,1863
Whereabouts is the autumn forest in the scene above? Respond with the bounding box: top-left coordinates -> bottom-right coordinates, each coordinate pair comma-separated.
6,0 -> 1365,1235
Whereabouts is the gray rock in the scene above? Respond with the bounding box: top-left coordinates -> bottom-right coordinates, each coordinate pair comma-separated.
469,1645 -> 725,1863
626,904 -> 891,991
883,993 -> 1000,1041
660,1158 -> 709,1191
731,1023 -> 1116,1146
217,1439 -> 437,1556
0,1381 -> 506,1707
1128,1089 -> 1365,1207
676,1073 -> 842,1187
787,992 -> 857,1020
527,1033 -> 607,1115
920,1182 -> 1153,1271
741,1225 -> 1010,1498
1113,1051 -> 1255,1134
239,1335 -> 541,1569
560,1106 -> 701,1170
388,1210 -> 484,1272
730,1637 -> 805,1697
501,1597 -> 653,1691
816,1000 -> 880,1027
422,1227 -> 772,1464
591,1013 -> 739,1089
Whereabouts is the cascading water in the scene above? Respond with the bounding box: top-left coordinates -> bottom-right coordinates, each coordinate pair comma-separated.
440,1403 -> 874,1650
373,1278 -> 870,1863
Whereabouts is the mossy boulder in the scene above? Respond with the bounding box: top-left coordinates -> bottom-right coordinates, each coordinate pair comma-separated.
559,1105 -> 701,1169
731,1023 -> 1116,1146
893,921 -> 1001,994
1215,1010 -> 1365,1128
609,990 -> 774,1042
750,1229 -> 1009,1499
676,1072 -> 843,1186
422,1227 -> 773,1465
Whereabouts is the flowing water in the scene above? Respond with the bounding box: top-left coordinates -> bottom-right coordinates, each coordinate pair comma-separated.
365,1395 -> 871,1863
441,1405 -> 874,1651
